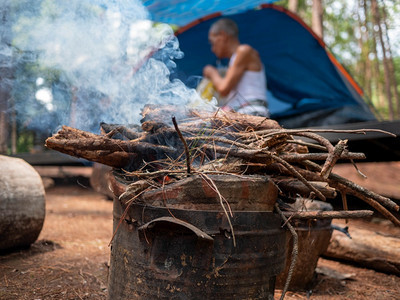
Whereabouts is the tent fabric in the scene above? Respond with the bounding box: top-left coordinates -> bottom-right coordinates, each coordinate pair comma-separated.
142,0 -> 278,26
274,106 -> 376,128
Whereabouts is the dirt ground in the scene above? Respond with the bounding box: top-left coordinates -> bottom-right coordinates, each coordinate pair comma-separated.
0,183 -> 111,300
0,163 -> 399,300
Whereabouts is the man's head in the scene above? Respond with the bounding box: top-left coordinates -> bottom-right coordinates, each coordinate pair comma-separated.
208,18 -> 239,58
209,18 -> 239,38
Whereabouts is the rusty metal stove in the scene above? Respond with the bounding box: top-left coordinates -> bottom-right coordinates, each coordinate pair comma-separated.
107,173 -> 287,300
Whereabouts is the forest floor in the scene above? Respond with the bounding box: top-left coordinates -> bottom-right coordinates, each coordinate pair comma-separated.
0,162 -> 399,300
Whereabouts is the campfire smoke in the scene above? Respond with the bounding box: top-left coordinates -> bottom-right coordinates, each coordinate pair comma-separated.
3,0 -> 214,134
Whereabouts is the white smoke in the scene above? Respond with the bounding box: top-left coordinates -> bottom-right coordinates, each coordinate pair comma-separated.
8,0 -> 214,132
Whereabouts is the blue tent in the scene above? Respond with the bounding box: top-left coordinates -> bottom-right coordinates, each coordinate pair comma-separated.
143,0 -> 278,26
144,2 -> 376,128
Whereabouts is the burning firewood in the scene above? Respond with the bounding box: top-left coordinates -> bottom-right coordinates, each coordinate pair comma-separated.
45,106 -> 399,227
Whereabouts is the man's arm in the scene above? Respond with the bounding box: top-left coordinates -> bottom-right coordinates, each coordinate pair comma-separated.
203,45 -> 252,97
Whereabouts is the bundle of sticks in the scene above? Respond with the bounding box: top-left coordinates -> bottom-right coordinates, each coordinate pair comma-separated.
45,105 -> 400,225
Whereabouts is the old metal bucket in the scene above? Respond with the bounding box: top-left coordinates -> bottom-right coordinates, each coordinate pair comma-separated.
107,175 -> 287,299
276,200 -> 333,291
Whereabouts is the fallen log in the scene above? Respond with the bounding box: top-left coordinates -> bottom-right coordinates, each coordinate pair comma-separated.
324,224 -> 400,275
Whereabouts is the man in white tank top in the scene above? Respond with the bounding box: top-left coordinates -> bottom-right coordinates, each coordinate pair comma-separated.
203,18 -> 269,117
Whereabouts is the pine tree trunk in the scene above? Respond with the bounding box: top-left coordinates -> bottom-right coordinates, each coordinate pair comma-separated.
0,4 -> 12,154
365,0 -> 384,108
389,57 -> 400,119
363,51 -> 372,101
312,0 -> 324,39
288,0 -> 299,13
356,0 -> 368,97
70,86 -> 78,128
389,56 -> 400,119
10,97 -> 17,154
359,0 -> 372,99
381,4 -> 400,118
0,91 -> 8,154
371,0 -> 394,120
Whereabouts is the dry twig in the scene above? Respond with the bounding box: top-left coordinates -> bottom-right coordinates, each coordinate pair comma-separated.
172,116 -> 191,174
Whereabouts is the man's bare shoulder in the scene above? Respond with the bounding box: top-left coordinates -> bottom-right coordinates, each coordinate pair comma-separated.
234,44 -> 256,62
237,44 -> 254,54
237,44 -> 260,59
236,44 -> 261,70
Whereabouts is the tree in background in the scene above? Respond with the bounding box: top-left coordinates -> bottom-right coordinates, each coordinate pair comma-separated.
288,0 -> 299,13
278,0 -> 400,120
371,0 -> 393,119
354,0 -> 399,119
312,0 -> 324,38
0,2 -> 16,154
381,1 -> 400,119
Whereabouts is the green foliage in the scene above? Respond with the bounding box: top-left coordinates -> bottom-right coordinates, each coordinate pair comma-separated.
274,0 -> 288,7
373,103 -> 391,120
394,57 -> 400,84
276,0 -> 400,119
16,131 -> 35,153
